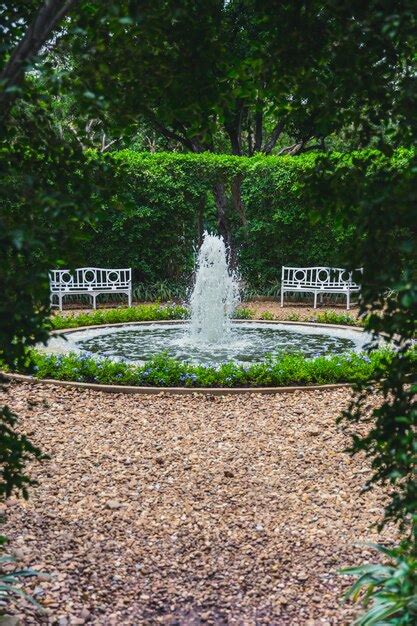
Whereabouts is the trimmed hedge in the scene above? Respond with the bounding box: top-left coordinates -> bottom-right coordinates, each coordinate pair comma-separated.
80,148 -> 415,292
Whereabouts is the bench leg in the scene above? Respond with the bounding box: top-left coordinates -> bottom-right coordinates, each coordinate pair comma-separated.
313,292 -> 317,309
59,294 -> 63,312
92,294 -> 97,309
128,291 -> 132,307
346,291 -> 350,310
280,287 -> 284,307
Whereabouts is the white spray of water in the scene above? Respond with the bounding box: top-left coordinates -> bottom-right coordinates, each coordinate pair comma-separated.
189,232 -> 240,343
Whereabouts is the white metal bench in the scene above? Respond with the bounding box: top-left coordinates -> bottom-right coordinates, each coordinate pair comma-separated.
281,266 -> 361,310
50,267 -> 132,311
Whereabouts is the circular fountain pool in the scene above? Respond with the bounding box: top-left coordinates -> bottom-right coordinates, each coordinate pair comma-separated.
46,321 -> 368,367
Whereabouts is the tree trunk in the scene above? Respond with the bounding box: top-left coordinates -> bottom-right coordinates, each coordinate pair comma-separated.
213,182 -> 231,248
254,110 -> 263,153
263,119 -> 286,154
231,175 -> 247,227
196,195 -> 205,247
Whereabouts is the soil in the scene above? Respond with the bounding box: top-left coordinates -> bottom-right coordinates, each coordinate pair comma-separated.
54,300 -> 361,323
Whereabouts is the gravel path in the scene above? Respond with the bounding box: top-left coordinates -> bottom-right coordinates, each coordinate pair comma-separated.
1,381 -> 391,625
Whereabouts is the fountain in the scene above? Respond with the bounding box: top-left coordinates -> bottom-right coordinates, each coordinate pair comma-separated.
189,232 -> 240,343
43,234 -> 370,367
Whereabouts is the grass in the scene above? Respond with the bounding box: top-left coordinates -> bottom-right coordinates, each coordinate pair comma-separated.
24,348 -> 400,388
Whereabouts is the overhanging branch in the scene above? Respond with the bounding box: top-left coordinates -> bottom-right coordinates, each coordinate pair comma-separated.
0,0 -> 79,114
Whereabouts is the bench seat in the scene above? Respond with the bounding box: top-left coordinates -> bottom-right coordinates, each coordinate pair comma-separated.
50,267 -> 132,311
280,266 -> 361,310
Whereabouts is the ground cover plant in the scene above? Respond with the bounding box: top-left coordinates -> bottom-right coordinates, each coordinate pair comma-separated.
312,311 -> 361,327
51,304 -> 188,330
49,304 -> 362,331
14,347 -> 405,389
341,543 -> 417,625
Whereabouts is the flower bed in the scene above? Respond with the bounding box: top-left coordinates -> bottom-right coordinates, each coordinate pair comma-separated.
4,305 -> 394,390
51,304 -> 188,330
25,348 -> 398,388
51,304 -> 362,331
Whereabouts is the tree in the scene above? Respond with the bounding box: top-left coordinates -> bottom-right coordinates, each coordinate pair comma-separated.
56,0 -> 417,248
51,1 -> 336,243
293,3 -> 417,620
0,1 -> 114,610
0,1 -> 80,118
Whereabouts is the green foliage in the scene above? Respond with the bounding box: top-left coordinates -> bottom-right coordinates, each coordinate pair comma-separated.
342,543 -> 417,625
0,105 -> 105,369
341,364 -> 417,532
243,282 -> 281,299
305,148 -> 417,534
233,307 -> 254,320
25,348 -> 396,389
259,311 -> 275,321
0,552 -> 42,611
62,1 -> 336,157
74,148 -> 417,289
313,311 -> 360,327
51,304 -> 188,331
286,313 -> 301,322
0,404 -> 45,501
133,281 -> 188,302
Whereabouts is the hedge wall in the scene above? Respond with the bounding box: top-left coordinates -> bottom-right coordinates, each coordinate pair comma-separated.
80,148 -> 414,292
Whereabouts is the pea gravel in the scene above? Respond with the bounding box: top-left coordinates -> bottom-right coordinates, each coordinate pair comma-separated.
1,381 -> 393,625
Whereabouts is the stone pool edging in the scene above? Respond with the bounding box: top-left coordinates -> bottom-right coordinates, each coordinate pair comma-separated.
3,320 -> 365,396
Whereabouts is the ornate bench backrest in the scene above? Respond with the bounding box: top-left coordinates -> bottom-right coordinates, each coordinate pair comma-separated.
49,268 -> 132,291
282,266 -> 361,288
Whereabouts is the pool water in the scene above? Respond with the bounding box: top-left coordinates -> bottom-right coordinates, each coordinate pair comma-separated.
57,322 -> 368,367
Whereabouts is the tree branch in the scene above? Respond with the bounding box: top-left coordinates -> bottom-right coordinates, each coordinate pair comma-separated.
143,110 -> 197,152
262,119 -> 286,154
254,108 -> 263,153
0,0 -> 79,114
278,140 -> 306,156
67,122 -> 86,150
101,136 -> 120,153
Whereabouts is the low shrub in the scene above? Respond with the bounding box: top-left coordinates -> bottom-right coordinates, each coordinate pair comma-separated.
233,307 -> 254,320
79,149 -> 415,289
312,311 -> 362,326
286,312 -> 301,322
133,280 -> 188,302
51,303 -> 188,330
341,542 -> 417,625
0,551 -> 42,611
26,348 -> 398,388
259,311 -> 276,321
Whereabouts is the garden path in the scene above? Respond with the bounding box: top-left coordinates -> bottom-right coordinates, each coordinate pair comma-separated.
2,381 -> 391,625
